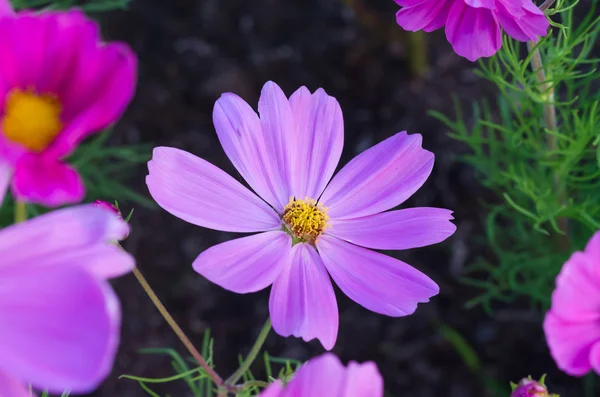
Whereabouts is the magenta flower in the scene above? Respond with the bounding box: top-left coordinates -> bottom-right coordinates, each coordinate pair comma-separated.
0,5 -> 136,207
544,231 -> 600,376
511,378 -> 556,397
0,204 -> 134,395
394,0 -> 550,61
259,353 -> 383,397
147,81 -> 456,349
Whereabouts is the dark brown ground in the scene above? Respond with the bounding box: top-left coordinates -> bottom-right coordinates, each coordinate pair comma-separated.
89,0 -> 590,396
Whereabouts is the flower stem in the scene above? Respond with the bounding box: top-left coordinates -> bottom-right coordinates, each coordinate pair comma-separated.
527,37 -> 568,250
14,201 -> 27,223
131,267 -> 224,386
225,318 -> 272,386
540,0 -> 556,11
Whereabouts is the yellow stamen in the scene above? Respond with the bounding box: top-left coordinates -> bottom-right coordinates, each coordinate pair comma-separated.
2,88 -> 62,152
282,197 -> 329,243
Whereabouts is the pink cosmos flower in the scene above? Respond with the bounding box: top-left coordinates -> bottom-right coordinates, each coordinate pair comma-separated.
0,2 -> 136,207
544,230 -> 600,376
146,81 -> 456,350
394,0 -> 550,61
259,353 -> 383,397
0,204 -> 134,395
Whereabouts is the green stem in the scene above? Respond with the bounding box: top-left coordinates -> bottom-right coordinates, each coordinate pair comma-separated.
225,318 -> 272,386
14,201 -> 27,224
407,31 -> 428,78
131,267 -> 225,387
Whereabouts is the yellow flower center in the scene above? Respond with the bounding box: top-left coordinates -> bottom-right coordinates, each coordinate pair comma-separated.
282,197 -> 329,243
2,89 -> 63,152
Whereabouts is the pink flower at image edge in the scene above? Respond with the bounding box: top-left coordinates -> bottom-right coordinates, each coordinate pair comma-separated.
0,3 -> 136,207
260,353 -> 383,397
0,204 -> 135,396
146,81 -> 457,350
394,0 -> 550,61
544,230 -> 600,376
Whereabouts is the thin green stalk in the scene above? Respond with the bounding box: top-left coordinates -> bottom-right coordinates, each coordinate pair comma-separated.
14,201 -> 27,223
225,318 -> 272,386
131,267 -> 225,387
527,38 -> 568,250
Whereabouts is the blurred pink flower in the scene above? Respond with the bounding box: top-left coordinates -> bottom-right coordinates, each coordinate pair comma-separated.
260,353 -> 383,397
544,231 -> 600,376
0,204 -> 134,396
394,0 -> 550,61
94,200 -> 122,217
511,378 -> 555,397
147,81 -> 456,349
0,5 -> 137,207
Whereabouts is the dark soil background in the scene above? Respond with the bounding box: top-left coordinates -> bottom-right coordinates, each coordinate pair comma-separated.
89,0 -> 589,396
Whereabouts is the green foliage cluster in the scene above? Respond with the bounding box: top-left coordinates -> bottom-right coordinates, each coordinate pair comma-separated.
121,330 -> 301,397
432,0 -> 600,309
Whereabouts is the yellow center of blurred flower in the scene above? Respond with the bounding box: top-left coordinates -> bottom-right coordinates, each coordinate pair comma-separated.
282,197 -> 329,243
2,89 -> 63,152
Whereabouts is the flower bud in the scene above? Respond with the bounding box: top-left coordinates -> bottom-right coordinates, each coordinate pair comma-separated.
511,377 -> 558,397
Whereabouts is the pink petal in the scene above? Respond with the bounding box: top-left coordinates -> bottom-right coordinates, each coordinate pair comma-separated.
193,231 -> 291,294
146,147 -> 281,233
395,0 -> 453,32
0,160 -> 11,206
328,207 -> 456,250
464,0 -> 496,8
0,204 -> 133,279
282,354 -> 346,396
11,155 -> 84,207
0,265 -> 120,393
445,1 -> 502,61
256,81 -> 294,210
269,243 -> 339,350
549,252 -> 600,323
543,312 -> 600,376
317,235 -> 438,316
341,361 -> 384,397
495,0 -> 549,42
259,381 -> 284,397
585,230 -> 600,259
0,0 -> 13,16
288,86 -> 343,199
320,132 -> 434,220
0,372 -> 31,397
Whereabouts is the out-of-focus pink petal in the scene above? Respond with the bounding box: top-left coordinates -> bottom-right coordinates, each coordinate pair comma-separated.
0,0 -> 13,16
193,231 -> 291,294
269,243 -> 338,350
11,155 -> 84,207
395,0 -> 452,32
288,86 -> 343,199
543,312 -> 600,376
0,161 -> 11,205
464,0 -> 496,8
0,372 -> 31,397
341,361 -> 384,397
0,265 -> 120,393
146,147 -> 281,233
0,204 -> 133,279
549,252 -> 600,322
320,132 -> 433,220
585,231 -> 600,259
445,1 -> 502,61
282,354 -> 346,396
495,0 -> 549,43
329,208 -> 456,250
48,41 -> 137,157
317,235 -> 438,316
259,381 -> 284,397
